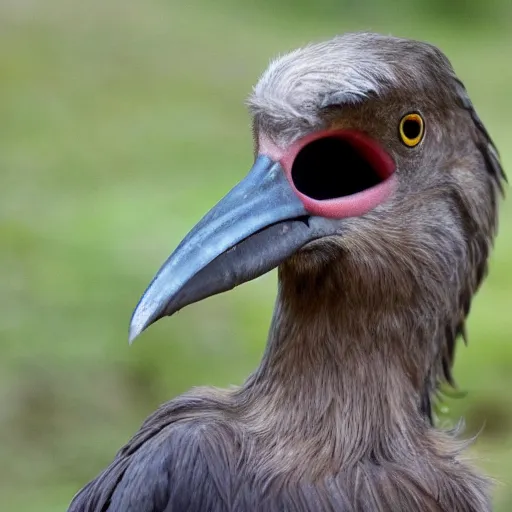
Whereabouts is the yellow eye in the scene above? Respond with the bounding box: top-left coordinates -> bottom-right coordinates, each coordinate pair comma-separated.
399,113 -> 424,147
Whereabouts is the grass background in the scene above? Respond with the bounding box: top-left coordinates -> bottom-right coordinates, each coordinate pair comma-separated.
1,0 -> 511,509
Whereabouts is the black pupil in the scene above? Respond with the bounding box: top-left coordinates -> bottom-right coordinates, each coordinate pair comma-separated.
290,137 -> 382,201
402,118 -> 421,140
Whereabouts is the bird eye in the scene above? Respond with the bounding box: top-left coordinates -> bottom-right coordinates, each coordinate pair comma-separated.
399,113 -> 424,147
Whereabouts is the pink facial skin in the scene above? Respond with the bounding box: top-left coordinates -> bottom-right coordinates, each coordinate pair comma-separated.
259,130 -> 397,219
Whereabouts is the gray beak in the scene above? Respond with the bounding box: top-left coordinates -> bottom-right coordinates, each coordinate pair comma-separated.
129,155 -> 339,342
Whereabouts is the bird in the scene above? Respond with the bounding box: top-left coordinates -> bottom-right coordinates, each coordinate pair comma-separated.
68,32 -> 505,512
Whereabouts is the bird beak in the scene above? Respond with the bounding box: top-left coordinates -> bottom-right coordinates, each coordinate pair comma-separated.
129,155 -> 314,342
129,130 -> 396,342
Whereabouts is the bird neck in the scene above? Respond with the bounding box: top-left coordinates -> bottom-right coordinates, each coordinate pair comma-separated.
231,269 -> 489,507
239,268 -> 437,461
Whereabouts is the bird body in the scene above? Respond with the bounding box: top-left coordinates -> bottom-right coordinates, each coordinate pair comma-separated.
69,33 -> 505,511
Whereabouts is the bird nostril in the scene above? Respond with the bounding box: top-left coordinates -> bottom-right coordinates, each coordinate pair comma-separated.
290,137 -> 383,201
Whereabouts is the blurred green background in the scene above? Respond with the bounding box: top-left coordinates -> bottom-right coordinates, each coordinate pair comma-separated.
1,0 -> 511,509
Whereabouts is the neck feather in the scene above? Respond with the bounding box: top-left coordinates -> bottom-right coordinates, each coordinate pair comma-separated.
238,266 -> 447,464
225,266 -> 490,508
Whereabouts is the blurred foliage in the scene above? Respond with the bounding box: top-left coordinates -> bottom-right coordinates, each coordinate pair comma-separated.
230,0 -> 512,27
1,0 -> 511,510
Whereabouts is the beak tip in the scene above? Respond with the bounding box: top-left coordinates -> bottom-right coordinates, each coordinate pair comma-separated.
128,299 -> 159,344
128,325 -> 140,345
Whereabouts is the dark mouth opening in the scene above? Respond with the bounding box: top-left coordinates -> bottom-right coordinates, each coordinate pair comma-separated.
290,137 -> 384,200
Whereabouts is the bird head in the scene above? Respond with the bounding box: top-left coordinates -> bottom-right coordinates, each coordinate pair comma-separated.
129,33 -> 505,384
